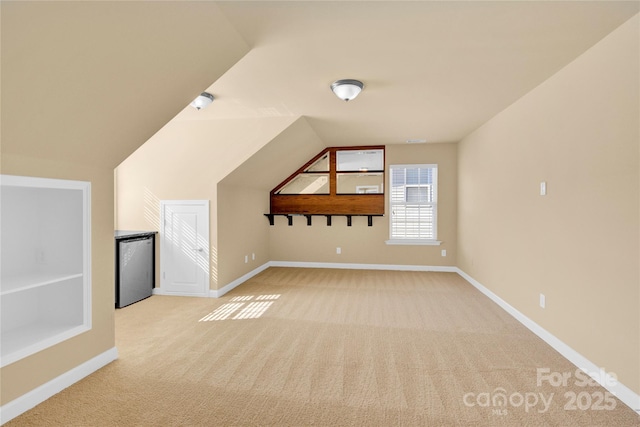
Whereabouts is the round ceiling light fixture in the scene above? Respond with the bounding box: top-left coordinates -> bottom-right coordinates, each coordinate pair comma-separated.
190,92 -> 215,110
330,79 -> 364,102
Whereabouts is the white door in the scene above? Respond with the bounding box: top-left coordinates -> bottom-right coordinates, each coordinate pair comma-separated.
160,200 -> 209,296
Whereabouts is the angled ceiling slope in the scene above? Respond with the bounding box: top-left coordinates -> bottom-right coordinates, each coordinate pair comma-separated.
208,1 -> 638,147
1,1 -> 249,168
219,117 -> 326,191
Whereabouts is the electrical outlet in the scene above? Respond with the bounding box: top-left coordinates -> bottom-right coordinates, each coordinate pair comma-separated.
540,293 -> 546,308
36,249 -> 45,264
540,181 -> 547,196
336,247 -> 341,254
252,253 -> 255,260
441,249 -> 447,257
244,255 -> 248,263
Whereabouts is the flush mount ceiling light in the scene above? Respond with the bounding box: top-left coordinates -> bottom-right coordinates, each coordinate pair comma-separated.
330,79 -> 364,102
190,92 -> 214,110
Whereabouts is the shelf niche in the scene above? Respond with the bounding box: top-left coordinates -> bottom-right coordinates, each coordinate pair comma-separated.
267,146 -> 385,223
0,175 -> 91,367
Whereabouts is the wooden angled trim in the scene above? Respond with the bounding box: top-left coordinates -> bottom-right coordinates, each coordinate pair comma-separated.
270,148 -> 330,196
268,145 -> 386,218
270,194 -> 383,215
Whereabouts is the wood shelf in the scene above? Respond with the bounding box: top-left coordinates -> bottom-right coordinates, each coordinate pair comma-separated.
265,213 -> 382,227
270,193 -> 384,216
266,146 -> 386,227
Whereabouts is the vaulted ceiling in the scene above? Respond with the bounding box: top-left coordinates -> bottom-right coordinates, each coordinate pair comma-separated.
176,1 -> 638,147
3,1 -> 638,173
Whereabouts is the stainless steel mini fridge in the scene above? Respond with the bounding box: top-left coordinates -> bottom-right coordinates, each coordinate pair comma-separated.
115,234 -> 154,308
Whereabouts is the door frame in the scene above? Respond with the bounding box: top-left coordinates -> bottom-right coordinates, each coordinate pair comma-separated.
159,200 -> 210,297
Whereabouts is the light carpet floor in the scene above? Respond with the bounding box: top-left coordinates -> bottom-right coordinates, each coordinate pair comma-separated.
6,268 -> 640,426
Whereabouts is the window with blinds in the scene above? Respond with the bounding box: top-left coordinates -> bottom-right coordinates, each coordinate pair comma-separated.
389,164 -> 438,241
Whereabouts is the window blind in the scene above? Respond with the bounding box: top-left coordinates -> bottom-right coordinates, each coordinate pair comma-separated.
389,165 -> 437,240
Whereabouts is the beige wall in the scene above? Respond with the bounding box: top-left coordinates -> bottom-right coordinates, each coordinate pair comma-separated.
0,155 -> 115,404
458,15 -> 639,394
269,143 -> 458,266
1,1 -> 248,169
1,0 -> 249,408
116,116 -> 329,290
115,116 -> 299,289
119,116 -> 457,292
217,185 -> 270,286
215,117 -> 327,287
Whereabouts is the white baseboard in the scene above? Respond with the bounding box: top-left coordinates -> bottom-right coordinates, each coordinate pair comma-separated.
210,263 -> 271,298
152,288 -> 208,297
208,262 -> 456,298
0,346 -> 118,425
269,260 -> 457,273
455,268 -> 640,414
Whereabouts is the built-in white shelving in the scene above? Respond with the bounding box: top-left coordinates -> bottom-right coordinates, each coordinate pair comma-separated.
1,272 -> 84,296
0,175 -> 91,367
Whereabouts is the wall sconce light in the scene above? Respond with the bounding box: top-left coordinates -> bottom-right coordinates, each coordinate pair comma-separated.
190,92 -> 214,110
330,79 -> 364,102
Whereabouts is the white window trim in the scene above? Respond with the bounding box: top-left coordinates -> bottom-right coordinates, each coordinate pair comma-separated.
387,163 -> 439,245
385,239 -> 442,246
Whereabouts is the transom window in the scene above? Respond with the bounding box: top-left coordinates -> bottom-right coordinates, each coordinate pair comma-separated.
268,146 -> 385,220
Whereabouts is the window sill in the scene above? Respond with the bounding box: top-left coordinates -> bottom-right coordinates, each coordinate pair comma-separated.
385,239 -> 442,246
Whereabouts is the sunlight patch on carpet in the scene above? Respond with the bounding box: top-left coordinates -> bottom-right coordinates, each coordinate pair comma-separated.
232,301 -> 274,319
198,294 -> 281,322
